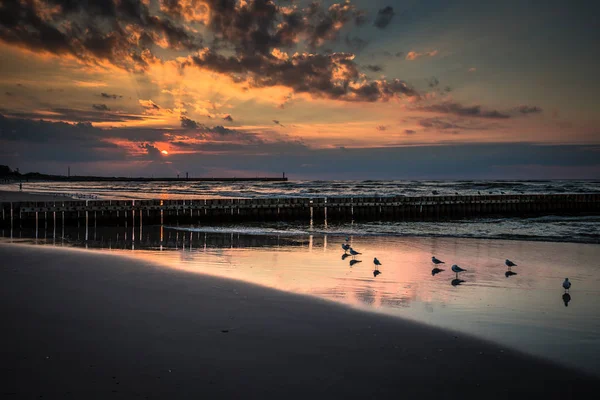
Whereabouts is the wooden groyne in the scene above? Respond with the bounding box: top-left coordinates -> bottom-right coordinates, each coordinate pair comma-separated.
1,194 -> 599,228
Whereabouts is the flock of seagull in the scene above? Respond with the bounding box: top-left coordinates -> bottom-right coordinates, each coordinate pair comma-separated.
341,239 -> 573,296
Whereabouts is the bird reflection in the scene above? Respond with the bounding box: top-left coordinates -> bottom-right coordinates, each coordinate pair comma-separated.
432,268 -> 444,276
562,293 -> 571,307
451,278 -> 465,286
341,253 -> 350,260
505,270 -> 517,278
349,259 -> 362,267
373,269 -> 381,277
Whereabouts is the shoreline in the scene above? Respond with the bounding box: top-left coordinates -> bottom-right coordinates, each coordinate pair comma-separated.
0,190 -> 74,202
1,243 -> 598,398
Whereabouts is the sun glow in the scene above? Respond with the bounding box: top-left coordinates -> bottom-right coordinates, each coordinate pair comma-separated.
161,150 -> 169,155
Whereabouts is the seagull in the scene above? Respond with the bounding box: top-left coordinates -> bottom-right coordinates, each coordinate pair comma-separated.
432,268 -> 444,276
563,278 -> 571,293
374,258 -> 382,266
432,256 -> 445,265
349,248 -> 361,259
505,259 -> 517,269
345,237 -> 350,242
451,264 -> 466,278
342,243 -> 350,253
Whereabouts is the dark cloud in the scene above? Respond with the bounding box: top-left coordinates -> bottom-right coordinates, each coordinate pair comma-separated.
5,92 -> 14,97
180,115 -> 199,129
354,10 -> 368,26
140,143 -> 163,160
100,93 -> 122,99
514,105 -> 543,114
417,101 -> 511,119
273,120 -> 284,127
92,104 -> 110,111
223,115 -> 234,122
3,113 -> 597,179
376,125 -> 387,131
405,129 -> 416,134
345,35 -> 369,52
139,100 -> 161,111
428,77 -> 440,88
374,6 -> 395,29
0,1 -> 420,103
417,117 -> 464,130
0,0 -> 202,71
185,49 -> 418,102
0,107 -> 146,124
366,64 -> 383,72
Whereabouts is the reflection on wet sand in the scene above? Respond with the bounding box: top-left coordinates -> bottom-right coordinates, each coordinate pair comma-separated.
2,222 -> 600,376
563,293 -> 572,307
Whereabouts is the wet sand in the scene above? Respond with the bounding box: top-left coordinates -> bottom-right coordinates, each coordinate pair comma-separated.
0,190 -> 73,202
0,243 -> 598,399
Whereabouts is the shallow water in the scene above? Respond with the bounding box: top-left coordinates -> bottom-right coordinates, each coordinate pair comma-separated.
4,179 -> 599,244
3,224 -> 600,376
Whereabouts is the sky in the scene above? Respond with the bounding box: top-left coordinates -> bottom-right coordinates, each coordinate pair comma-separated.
0,0 -> 599,179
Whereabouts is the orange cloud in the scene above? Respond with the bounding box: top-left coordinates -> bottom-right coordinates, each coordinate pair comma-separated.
406,50 -> 439,60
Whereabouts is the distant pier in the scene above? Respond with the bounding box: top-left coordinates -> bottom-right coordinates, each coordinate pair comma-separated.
1,194 -> 599,228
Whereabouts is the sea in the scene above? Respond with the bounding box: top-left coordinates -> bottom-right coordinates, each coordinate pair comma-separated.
2,179 -> 600,375
2,179 -> 600,243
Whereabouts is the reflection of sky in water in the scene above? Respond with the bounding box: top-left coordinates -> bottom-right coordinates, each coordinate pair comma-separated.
2,226 -> 600,376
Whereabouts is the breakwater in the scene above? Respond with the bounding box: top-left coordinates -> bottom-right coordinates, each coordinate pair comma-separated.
1,194 -> 599,228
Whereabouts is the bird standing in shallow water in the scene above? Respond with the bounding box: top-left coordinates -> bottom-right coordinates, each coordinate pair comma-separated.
563,278 -> 571,293
373,258 -> 382,277
349,248 -> 361,259
505,259 -> 517,270
432,256 -> 444,265
342,243 -> 350,253
451,264 -> 466,278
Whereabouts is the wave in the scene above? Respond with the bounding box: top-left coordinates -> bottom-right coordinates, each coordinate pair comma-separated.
163,215 -> 600,244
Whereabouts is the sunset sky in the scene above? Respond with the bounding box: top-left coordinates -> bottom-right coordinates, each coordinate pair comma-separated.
1,0 -> 599,179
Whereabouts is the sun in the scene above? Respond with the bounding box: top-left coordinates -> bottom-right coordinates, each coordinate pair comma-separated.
161,150 -> 169,155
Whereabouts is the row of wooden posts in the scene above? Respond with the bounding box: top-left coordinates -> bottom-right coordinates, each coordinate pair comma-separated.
1,194 -> 599,228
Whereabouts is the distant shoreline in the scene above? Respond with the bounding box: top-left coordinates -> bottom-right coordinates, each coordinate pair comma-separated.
1,176 -> 288,183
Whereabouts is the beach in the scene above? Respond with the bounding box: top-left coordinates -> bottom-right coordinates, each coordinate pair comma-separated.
1,243 -> 598,399
0,190 -> 73,202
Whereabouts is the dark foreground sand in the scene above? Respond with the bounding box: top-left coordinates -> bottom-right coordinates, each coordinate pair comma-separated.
1,244 -> 598,399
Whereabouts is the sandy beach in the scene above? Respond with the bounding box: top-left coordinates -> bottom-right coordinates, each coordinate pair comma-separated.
0,189 -> 73,202
0,243 -> 598,399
